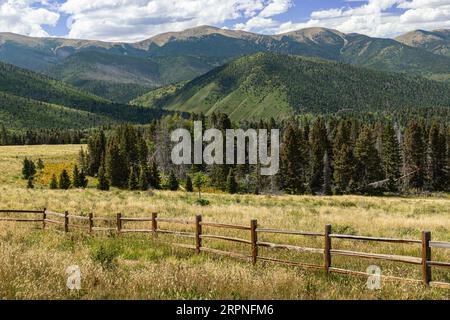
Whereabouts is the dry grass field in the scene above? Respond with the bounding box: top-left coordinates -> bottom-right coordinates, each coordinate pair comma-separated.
0,145 -> 449,300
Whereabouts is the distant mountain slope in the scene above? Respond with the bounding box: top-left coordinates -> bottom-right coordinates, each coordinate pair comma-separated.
2,26 -> 450,102
396,29 -> 450,58
0,61 -> 170,126
139,53 -> 450,121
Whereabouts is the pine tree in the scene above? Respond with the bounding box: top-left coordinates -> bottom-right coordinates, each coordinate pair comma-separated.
333,144 -> 356,194
0,124 -> 7,145
22,158 -> 36,180
309,118 -> 329,193
226,168 -> 238,194
323,150 -> 333,195
79,148 -> 88,172
193,172 -> 205,199
168,171 -> 179,191
354,126 -> 383,189
27,177 -> 34,189
138,164 -> 150,191
149,162 -> 161,189
404,120 -> 426,190
79,170 -> 88,188
105,138 -> 128,188
427,122 -> 448,191
97,159 -> 110,191
72,165 -> 81,188
381,123 -> 402,191
128,166 -> 139,190
58,169 -> 71,190
333,119 -> 357,194
88,130 -> 106,176
186,175 -> 194,192
49,174 -> 58,189
280,122 -> 307,194
37,158 -> 44,171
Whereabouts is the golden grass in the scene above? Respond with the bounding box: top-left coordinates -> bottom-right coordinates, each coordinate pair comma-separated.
0,145 -> 449,300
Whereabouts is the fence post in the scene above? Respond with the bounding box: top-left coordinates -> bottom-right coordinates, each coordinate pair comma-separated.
117,213 -> 122,234
42,208 -> 47,230
421,231 -> 432,287
88,213 -> 94,234
324,224 -> 332,273
152,212 -> 158,238
251,219 -> 258,265
195,215 -> 202,254
64,211 -> 69,233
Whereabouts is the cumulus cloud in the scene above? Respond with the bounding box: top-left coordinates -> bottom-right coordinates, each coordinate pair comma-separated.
274,0 -> 450,37
59,0 -> 274,41
0,0 -> 60,37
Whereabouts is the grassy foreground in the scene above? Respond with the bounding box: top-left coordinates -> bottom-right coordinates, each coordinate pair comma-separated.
0,145 -> 449,300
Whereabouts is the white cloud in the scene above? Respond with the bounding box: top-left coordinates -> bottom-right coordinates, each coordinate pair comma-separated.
272,0 -> 450,37
0,0 -> 60,37
233,0 -> 293,33
59,0 -> 273,42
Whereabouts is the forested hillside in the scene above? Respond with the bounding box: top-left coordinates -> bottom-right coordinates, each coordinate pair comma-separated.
135,53 -> 450,122
0,92 -> 113,129
0,61 -> 171,127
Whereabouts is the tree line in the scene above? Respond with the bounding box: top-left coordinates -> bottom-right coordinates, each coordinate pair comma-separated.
1,125 -> 85,145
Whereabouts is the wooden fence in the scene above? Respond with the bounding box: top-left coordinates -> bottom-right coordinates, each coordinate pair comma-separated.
1,209 -> 450,290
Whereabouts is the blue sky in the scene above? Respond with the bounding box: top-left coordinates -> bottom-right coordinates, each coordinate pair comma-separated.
1,1 -> 449,42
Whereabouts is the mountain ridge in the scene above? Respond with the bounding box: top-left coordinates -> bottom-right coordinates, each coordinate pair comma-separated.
1,26 -> 450,102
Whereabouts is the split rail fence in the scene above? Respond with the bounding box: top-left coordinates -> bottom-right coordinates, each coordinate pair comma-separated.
1,209 -> 450,290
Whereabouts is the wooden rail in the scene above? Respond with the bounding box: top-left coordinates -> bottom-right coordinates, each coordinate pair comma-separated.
1,209 -> 450,290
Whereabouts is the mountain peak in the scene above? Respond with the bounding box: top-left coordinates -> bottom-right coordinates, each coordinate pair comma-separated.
138,25 -> 261,47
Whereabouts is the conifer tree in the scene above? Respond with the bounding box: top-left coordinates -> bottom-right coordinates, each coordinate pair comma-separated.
381,123 -> 402,191
404,120 -> 426,190
309,117 -> 329,193
22,158 -> 36,179
27,176 -> 34,189
193,172 -> 205,199
128,166 -> 139,190
354,126 -> 383,189
0,124 -> 7,145
105,138 -> 128,188
49,174 -> 58,189
59,169 -> 71,190
37,158 -> 44,171
280,122 -> 306,194
138,164 -> 150,191
72,165 -> 81,188
97,159 -> 110,191
88,130 -> 106,176
149,161 -> 161,189
186,175 -> 194,192
323,150 -> 333,195
168,171 -> 179,191
333,144 -> 356,194
226,168 -> 238,194
427,122 -> 448,191
79,170 -> 88,189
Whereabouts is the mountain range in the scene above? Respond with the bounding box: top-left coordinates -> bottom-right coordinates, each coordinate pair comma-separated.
0,25 -> 450,127
1,26 -> 450,102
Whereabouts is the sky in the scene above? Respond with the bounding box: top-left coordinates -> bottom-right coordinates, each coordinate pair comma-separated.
0,0 -> 449,42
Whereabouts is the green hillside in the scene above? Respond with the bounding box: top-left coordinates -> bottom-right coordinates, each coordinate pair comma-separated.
0,92 -> 113,129
0,61 -> 169,125
140,53 -> 450,121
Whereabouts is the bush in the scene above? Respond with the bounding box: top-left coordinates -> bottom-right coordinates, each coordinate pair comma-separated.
195,198 -> 210,206
90,242 -> 120,270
